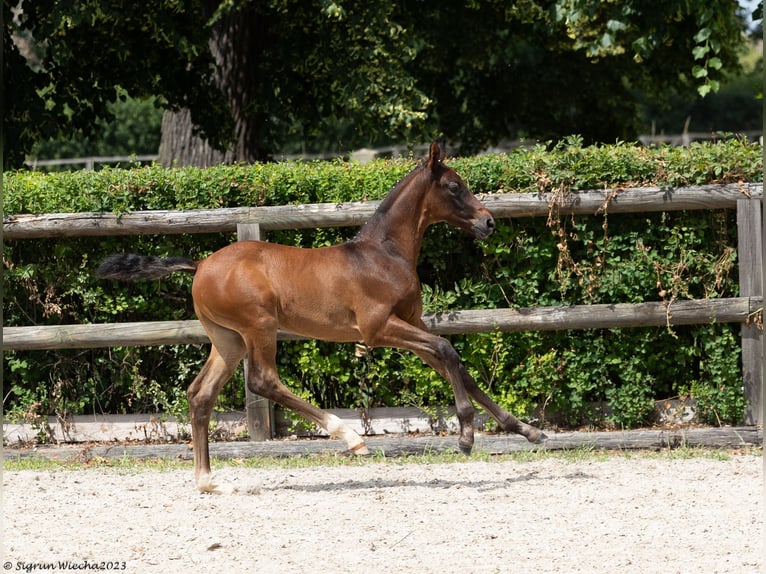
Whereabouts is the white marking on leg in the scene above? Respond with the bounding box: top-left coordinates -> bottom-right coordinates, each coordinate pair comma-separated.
196,475 -> 236,495
196,472 -> 219,493
326,414 -> 369,455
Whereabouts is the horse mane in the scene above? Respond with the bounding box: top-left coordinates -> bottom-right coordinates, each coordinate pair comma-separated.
353,163 -> 426,240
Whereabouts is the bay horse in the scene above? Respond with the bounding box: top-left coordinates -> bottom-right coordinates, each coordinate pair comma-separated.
97,142 -> 545,492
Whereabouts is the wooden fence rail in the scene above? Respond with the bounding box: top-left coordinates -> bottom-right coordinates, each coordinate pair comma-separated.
3,183 -> 760,238
3,183 -> 763,430
3,297 -> 762,351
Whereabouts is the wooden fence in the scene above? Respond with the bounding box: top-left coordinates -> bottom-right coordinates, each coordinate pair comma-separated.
23,131 -> 763,169
24,154 -> 158,171
3,183 -> 763,436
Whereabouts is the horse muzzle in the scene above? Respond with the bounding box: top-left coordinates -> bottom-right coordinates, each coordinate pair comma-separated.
472,215 -> 495,240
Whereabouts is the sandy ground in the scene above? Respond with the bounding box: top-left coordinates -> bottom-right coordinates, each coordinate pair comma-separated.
2,454 -> 762,574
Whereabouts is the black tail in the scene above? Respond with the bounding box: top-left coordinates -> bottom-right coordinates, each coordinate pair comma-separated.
96,253 -> 197,281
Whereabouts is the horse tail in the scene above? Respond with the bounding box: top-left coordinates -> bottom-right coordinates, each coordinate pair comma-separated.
96,253 -> 198,281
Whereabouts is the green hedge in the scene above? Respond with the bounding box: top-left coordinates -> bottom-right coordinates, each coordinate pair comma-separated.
3,138 -> 762,434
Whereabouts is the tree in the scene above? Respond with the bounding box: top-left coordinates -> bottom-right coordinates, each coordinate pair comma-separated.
397,0 -> 751,152
639,36 -> 763,134
157,1 -> 430,165
4,0 -> 754,168
3,1 -> 430,169
159,0 -> 754,161
30,94 -> 163,165
3,0 -> 230,169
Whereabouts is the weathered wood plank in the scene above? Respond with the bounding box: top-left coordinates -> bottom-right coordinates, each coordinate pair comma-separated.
4,184 -> 761,239
2,411 -> 245,445
2,207 -> 257,239
4,427 -> 761,462
737,199 -> 763,425
2,320 -> 211,350
0,203 -> 375,238
4,297 -> 761,350
237,222 -> 274,441
273,406 -> 474,437
0,401 -> 698,445
423,297 -> 763,334
481,183 -> 762,217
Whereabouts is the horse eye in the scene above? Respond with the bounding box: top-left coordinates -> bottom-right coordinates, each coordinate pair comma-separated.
446,181 -> 461,194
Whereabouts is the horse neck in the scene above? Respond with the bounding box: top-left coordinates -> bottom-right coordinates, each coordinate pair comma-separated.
353,167 -> 431,264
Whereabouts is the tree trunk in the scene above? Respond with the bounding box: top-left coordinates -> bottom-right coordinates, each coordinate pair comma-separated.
158,2 -> 270,167
158,109 -> 232,167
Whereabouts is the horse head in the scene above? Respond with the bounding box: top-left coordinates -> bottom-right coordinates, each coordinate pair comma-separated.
423,141 -> 495,239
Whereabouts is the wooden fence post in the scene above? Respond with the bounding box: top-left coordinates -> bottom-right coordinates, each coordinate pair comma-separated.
737,199 -> 763,425
237,222 -> 274,440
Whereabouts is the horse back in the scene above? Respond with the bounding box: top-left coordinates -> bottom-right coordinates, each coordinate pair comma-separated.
191,240 -> 420,342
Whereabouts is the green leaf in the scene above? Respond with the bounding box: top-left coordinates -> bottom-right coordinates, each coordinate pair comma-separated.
606,19 -> 627,32
691,65 -> 708,78
692,45 -> 709,60
694,27 -> 712,43
697,83 -> 712,97
707,57 -> 722,70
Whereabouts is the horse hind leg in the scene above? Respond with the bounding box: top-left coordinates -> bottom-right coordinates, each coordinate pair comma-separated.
244,335 -> 369,455
187,326 -> 246,492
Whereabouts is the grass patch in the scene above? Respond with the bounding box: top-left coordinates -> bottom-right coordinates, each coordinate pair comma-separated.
2,453 -> 192,473
3,444 -> 759,473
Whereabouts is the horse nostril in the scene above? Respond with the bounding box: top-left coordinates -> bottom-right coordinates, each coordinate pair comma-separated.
472,215 -> 496,239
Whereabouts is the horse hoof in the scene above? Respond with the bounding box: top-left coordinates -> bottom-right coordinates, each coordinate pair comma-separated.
458,441 -> 473,456
530,431 -> 548,445
349,443 -> 370,456
196,474 -> 219,493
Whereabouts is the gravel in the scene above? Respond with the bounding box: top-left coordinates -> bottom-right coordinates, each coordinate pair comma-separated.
3,454 -> 762,573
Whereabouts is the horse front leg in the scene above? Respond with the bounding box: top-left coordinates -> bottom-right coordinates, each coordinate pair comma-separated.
458,364 -> 547,444
422,339 -> 477,455
369,317 -> 478,455
371,316 -> 547,453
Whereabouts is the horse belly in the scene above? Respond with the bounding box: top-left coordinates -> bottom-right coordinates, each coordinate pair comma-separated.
276,290 -> 363,343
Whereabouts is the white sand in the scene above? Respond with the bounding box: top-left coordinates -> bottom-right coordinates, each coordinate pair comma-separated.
3,454 -> 762,573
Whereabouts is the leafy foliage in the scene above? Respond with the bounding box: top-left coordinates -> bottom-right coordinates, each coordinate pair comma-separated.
2,140 -> 762,430
30,95 -> 163,165
4,0 -> 229,169
400,0 -> 750,152
4,0 -> 755,166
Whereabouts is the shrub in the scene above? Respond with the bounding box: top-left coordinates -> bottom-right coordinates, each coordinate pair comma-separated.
3,138 -> 762,431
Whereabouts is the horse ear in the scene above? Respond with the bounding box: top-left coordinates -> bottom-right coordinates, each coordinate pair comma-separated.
427,141 -> 445,169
